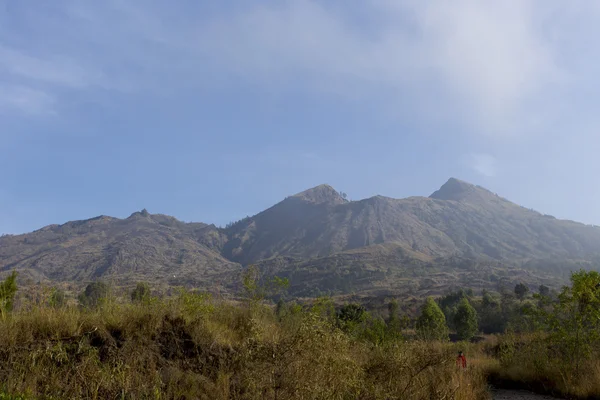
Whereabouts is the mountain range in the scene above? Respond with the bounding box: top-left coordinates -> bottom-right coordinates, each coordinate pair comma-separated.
2,178 -> 599,298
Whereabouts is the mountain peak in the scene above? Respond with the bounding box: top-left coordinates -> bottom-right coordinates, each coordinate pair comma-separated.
430,178 -> 491,202
291,184 -> 345,205
127,208 -> 151,219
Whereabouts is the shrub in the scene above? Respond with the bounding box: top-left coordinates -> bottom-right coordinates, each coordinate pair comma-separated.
130,282 -> 151,304
0,271 -> 17,318
49,288 -> 66,308
78,281 -> 109,309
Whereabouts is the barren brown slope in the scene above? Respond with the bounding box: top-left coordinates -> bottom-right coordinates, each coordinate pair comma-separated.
253,243 -> 562,299
0,211 -> 239,288
223,178 -> 600,265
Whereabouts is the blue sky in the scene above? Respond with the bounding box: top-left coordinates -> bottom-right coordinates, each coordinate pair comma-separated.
2,0 -> 600,234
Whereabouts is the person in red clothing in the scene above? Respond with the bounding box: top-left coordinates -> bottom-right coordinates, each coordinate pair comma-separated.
456,351 -> 467,369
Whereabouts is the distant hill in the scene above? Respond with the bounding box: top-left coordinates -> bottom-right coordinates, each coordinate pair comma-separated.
0,212 -> 238,291
2,178 -> 599,297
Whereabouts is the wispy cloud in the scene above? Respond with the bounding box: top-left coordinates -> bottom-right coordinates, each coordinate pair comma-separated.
190,1 -> 561,129
0,45 -> 102,89
0,0 -> 597,137
0,85 -> 56,115
467,153 -> 497,177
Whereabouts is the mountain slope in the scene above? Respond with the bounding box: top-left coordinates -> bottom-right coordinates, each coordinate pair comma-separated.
0,212 -> 238,288
223,178 -> 600,265
2,178 -> 600,296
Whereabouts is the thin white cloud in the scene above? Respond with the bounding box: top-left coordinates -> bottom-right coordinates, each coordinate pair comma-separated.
467,153 -> 497,177
0,46 -> 103,89
0,85 -> 56,115
0,0 -> 596,136
184,1 -> 566,136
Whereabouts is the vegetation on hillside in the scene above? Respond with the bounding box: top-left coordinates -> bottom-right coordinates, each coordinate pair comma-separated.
488,270 -> 600,398
0,268 -> 599,398
0,273 -> 488,400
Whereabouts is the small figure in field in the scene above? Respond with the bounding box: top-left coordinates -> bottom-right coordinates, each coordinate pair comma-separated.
456,351 -> 467,369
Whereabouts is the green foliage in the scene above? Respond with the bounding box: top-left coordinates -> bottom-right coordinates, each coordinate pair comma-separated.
0,393 -> 28,400
0,282 -> 493,399
0,271 -> 18,319
538,284 -> 550,297
49,288 -> 66,309
514,283 -> 529,300
337,303 -> 366,323
477,291 -> 504,334
360,315 -> 388,346
176,289 -> 214,320
438,289 -> 469,330
416,297 -> 448,341
453,297 -> 478,341
275,299 -> 303,322
336,303 -> 367,337
310,296 -> 336,322
544,270 -> 600,375
400,314 -> 412,330
386,300 -> 402,337
130,282 -> 151,304
242,265 -> 289,306
78,281 -> 109,309
493,271 -> 600,398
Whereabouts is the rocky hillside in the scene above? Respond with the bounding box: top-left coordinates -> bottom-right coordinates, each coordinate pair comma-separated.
0,210 -> 238,290
224,178 -> 600,264
2,178 -> 599,296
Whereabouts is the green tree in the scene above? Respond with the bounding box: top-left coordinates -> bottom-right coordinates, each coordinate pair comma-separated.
0,271 -> 18,318
337,303 -> 367,335
49,288 -> 66,308
131,282 -> 151,303
514,283 -> 529,300
454,297 -> 478,341
387,300 -> 400,330
242,265 -> 289,306
416,297 -> 448,341
386,300 -> 403,340
479,291 -> 504,334
310,296 -> 336,323
544,270 -> 600,376
400,314 -> 412,330
338,303 -> 366,323
361,315 -> 388,346
538,284 -> 550,298
438,289 -> 468,330
78,281 -> 109,309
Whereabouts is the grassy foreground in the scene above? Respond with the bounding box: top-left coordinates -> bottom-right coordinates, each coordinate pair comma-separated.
480,333 -> 600,399
0,294 -> 489,400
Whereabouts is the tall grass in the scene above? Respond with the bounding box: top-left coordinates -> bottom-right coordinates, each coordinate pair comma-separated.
0,294 -> 489,399
482,332 -> 600,399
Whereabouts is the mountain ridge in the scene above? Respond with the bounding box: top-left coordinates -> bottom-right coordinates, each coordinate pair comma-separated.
2,178 -> 599,297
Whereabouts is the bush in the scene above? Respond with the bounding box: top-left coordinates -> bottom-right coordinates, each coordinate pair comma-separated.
0,272 -> 17,318
130,282 -> 151,303
514,283 -> 529,300
49,288 -> 66,308
78,281 -> 109,309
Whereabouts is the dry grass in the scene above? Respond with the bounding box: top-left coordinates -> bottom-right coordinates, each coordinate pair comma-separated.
462,333 -> 600,400
0,296 -> 490,399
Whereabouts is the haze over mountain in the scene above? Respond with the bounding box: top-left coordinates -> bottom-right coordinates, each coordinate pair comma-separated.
1,178 -> 598,297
